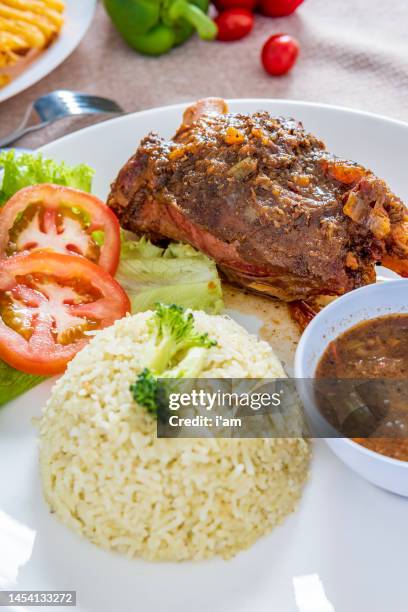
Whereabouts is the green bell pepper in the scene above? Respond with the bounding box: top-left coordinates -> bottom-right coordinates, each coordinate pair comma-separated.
103,0 -> 217,56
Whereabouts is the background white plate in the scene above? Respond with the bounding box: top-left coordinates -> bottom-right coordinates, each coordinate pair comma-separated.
1,100 -> 408,612
0,0 -> 96,103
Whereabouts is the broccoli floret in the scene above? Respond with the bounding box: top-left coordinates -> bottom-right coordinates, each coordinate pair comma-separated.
131,304 -> 217,420
130,368 -> 170,422
146,303 -> 216,373
164,346 -> 209,379
130,368 -> 158,416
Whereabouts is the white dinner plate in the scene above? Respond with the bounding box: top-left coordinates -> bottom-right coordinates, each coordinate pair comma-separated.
0,0 -> 96,103
1,100 -> 408,612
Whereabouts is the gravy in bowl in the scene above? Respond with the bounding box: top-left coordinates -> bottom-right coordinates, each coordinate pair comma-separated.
316,314 -> 408,379
315,314 -> 408,461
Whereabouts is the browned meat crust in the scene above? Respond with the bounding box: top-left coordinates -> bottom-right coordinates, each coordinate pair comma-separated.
108,98 -> 408,301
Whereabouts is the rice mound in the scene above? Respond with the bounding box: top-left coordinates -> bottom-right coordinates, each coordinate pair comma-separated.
39,311 -> 310,561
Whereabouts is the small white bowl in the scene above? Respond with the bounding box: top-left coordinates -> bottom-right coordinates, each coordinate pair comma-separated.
294,280 -> 408,497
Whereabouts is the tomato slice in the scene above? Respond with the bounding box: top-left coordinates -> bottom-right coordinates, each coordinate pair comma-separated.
0,184 -> 121,275
0,252 -> 130,375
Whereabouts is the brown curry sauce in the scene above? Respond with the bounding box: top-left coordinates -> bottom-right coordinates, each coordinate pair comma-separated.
316,314 -> 408,461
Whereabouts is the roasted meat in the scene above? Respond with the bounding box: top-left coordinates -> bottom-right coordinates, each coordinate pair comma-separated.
108,98 -> 408,301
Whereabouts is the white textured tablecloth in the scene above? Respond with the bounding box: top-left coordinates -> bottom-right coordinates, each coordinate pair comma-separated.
1,0 -> 408,148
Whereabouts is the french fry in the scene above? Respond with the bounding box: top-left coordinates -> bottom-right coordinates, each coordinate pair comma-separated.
0,0 -> 64,88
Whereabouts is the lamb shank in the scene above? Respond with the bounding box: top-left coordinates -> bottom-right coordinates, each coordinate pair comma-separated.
108,98 -> 408,301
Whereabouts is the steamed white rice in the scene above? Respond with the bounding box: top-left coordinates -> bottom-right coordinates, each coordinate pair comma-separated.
39,311 -> 310,561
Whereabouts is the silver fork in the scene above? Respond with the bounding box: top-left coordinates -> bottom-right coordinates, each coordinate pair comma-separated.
0,90 -> 124,147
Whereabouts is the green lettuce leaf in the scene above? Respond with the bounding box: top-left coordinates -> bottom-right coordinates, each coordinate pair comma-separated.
0,150 -> 94,406
0,150 -> 94,205
116,233 -> 224,314
0,362 -> 45,407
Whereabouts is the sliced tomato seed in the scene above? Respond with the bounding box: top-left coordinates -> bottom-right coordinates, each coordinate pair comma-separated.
57,319 -> 98,345
0,294 -> 34,341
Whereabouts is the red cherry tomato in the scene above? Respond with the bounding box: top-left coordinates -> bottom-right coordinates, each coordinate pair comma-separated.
258,0 -> 304,17
215,8 -> 254,41
0,251 -> 130,375
213,0 -> 257,12
261,33 -> 299,76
